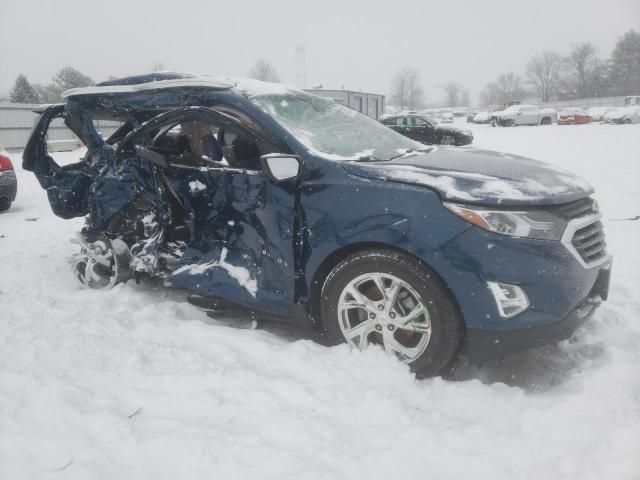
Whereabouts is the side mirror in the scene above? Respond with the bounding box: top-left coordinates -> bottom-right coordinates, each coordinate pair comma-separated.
260,154 -> 302,182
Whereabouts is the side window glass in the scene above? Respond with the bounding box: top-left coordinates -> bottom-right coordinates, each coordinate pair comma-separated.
411,117 -> 427,126
395,116 -> 406,126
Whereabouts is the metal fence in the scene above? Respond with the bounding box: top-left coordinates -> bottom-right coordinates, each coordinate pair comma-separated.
0,103 -> 121,151
541,96 -> 629,110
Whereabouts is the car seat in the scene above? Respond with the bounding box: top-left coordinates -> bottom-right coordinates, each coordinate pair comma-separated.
219,130 -> 261,170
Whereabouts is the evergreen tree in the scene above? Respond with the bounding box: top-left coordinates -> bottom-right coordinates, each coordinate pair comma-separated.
609,30 -> 640,95
9,74 -> 40,103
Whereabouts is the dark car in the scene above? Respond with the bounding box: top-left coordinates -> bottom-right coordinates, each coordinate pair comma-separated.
381,113 -> 473,146
0,150 -> 17,211
23,73 -> 611,376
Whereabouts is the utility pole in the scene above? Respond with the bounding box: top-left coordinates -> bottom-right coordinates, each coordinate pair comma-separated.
296,44 -> 307,89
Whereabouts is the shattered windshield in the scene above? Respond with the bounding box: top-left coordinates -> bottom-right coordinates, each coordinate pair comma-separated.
251,92 -> 426,161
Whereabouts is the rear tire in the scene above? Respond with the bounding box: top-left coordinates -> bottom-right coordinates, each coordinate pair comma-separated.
540,117 -> 551,125
320,249 -> 464,377
0,200 -> 10,212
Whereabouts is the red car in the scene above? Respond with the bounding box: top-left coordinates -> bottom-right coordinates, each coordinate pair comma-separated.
558,108 -> 592,125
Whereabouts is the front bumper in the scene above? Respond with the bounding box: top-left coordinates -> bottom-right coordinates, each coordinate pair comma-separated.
464,265 -> 610,362
0,170 -> 17,204
427,220 -> 612,362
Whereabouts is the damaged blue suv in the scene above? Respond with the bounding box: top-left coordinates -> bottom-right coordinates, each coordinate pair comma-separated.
23,73 -> 611,376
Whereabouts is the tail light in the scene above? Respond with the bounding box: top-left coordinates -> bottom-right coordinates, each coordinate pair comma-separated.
0,154 -> 13,171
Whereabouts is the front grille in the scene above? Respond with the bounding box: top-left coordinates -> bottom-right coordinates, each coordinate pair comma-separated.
571,220 -> 607,263
550,197 -> 598,220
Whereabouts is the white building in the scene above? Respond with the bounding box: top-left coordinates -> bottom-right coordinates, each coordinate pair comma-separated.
304,88 -> 385,120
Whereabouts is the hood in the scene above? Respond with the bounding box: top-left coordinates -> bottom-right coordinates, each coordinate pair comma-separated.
607,107 -> 639,120
435,124 -> 472,136
341,147 -> 593,206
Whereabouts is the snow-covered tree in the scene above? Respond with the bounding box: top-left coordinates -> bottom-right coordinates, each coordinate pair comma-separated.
9,74 -> 39,103
51,66 -> 94,93
389,67 -> 424,109
248,59 -> 280,82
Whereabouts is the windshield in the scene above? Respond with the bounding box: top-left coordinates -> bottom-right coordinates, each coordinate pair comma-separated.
251,92 -> 426,160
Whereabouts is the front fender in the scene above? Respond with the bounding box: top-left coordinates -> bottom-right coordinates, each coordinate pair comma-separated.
298,170 -> 470,295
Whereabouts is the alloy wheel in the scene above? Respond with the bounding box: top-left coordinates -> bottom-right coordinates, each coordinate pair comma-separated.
72,236 -> 131,289
337,272 -> 432,363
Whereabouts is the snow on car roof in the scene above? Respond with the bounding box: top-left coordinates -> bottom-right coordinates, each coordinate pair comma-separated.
62,74 -> 301,99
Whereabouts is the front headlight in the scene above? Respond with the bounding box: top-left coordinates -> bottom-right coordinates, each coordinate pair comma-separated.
443,203 -> 567,240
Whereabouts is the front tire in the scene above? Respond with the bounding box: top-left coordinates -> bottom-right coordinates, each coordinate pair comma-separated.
73,236 -> 132,289
320,250 -> 463,377
440,135 -> 456,146
0,200 -> 10,212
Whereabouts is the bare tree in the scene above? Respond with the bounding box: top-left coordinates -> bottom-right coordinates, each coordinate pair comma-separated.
441,82 -> 466,107
152,61 -> 166,72
479,73 -> 527,107
526,51 -> 564,102
561,43 -> 608,99
389,67 -> 424,109
248,58 -> 280,82
496,73 -> 525,101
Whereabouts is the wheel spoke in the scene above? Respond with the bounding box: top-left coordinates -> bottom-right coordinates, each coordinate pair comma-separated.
372,274 -> 387,300
81,262 -> 93,285
381,328 -> 409,359
400,320 -> 430,333
345,285 -> 375,311
400,304 -> 428,324
343,320 -> 374,349
386,281 -> 401,309
93,252 -> 113,267
86,263 -> 103,283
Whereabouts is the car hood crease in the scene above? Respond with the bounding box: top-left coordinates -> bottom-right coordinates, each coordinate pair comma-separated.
342,147 -> 594,206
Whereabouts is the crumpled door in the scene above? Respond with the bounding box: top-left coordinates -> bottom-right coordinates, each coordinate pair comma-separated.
166,167 -> 297,315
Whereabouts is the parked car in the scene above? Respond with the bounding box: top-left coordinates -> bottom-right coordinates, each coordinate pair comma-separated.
605,106 -> 640,124
466,110 -> 478,123
381,113 -> 473,145
472,111 -> 492,124
587,106 -> 617,122
491,104 -> 556,126
558,108 -> 592,125
0,148 -> 17,211
439,111 -> 454,123
23,73 -> 611,376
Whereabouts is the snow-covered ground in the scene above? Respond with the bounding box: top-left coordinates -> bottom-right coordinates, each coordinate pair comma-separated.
1,122 -> 639,479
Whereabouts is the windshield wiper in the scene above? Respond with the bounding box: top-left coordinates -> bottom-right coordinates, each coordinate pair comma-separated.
387,148 -> 432,161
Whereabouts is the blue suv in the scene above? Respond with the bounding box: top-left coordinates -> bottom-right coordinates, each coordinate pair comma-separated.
23,73 -> 611,376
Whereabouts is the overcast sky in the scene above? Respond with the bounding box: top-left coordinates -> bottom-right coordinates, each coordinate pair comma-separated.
1,0 -> 638,103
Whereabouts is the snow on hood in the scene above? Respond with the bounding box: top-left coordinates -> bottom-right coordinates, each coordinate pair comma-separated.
606,106 -> 640,120
342,147 -> 594,206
